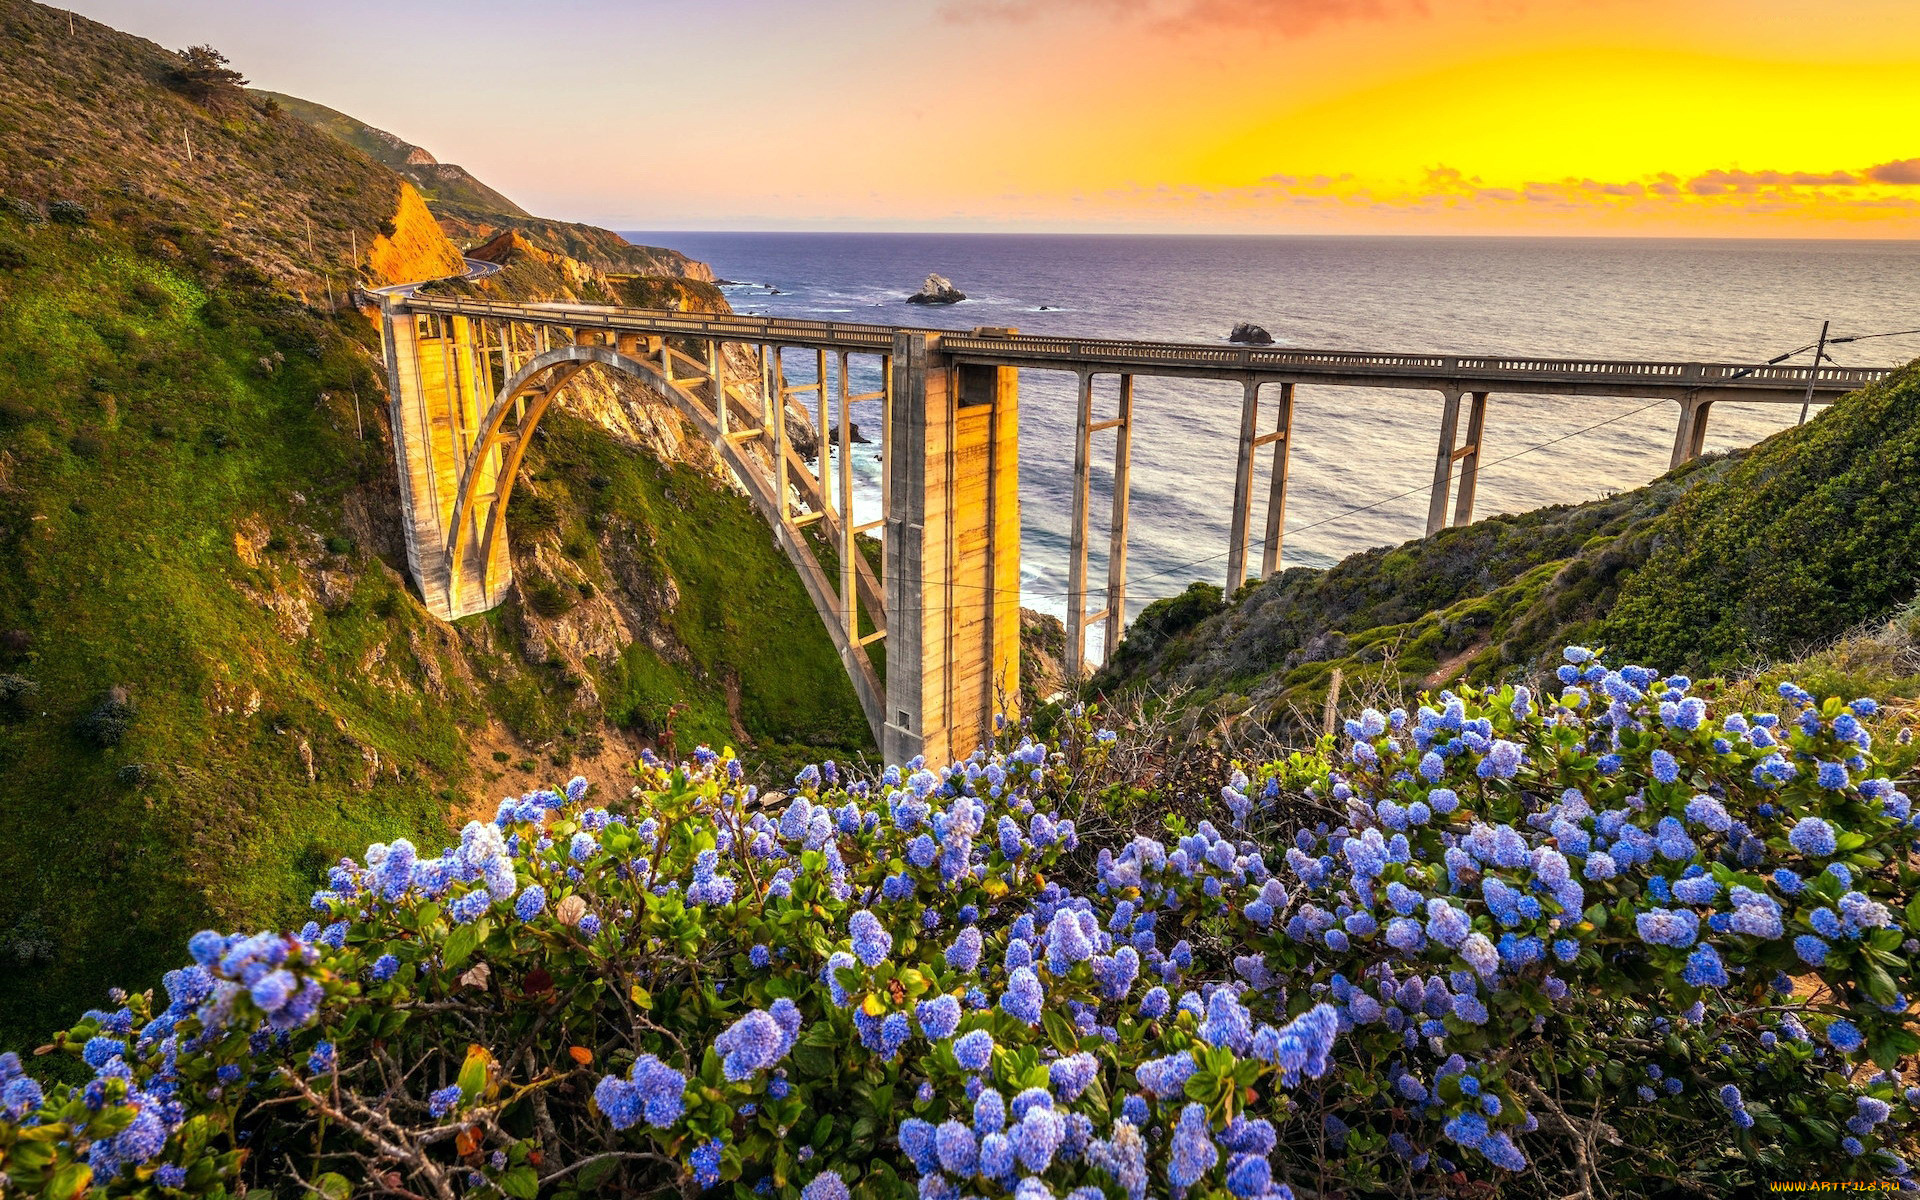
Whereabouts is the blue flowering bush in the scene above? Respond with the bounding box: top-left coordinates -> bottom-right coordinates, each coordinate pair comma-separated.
0,649 -> 1916,1198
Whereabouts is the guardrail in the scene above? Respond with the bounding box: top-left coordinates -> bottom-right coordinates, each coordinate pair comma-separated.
388,295 -> 1893,392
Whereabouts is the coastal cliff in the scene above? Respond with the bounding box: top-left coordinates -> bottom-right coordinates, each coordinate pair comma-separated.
0,0 -> 868,1044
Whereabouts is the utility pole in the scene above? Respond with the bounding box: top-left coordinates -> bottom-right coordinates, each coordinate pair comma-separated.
1798,319 -> 1829,425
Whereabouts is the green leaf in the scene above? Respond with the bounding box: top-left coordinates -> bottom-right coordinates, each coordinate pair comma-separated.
500,1164 -> 540,1199
1041,1007 -> 1077,1050
578,1157 -> 620,1189
7,1137 -> 52,1171
45,1163 -> 93,1200
457,1044 -> 493,1099
1861,961 -> 1899,1006
444,920 -> 484,970
311,1172 -> 353,1200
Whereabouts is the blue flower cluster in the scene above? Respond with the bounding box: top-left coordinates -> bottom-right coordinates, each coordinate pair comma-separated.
4,656 -> 1914,1198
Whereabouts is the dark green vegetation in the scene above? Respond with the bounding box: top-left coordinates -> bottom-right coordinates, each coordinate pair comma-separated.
495,409 -> 872,757
0,206 -> 472,1050
1100,362 -> 1920,731
0,0 -> 872,1046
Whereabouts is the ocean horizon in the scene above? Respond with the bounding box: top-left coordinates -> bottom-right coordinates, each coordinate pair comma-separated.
621,230 -> 1920,652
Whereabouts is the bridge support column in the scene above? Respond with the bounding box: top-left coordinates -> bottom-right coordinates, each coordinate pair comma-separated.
380,302 -> 510,619
1425,389 -> 1465,537
1670,398 -> 1712,469
1226,377 -> 1262,593
1102,375 -> 1135,664
884,333 -> 1020,767
1066,371 -> 1095,680
1451,391 -> 1489,527
1259,382 -> 1296,577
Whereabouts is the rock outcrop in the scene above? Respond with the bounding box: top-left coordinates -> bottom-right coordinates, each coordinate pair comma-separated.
1228,322 -> 1274,345
907,273 -> 966,305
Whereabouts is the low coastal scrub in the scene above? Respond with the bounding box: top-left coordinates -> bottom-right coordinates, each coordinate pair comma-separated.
1099,361 -> 1920,736
3,649 -> 1917,1198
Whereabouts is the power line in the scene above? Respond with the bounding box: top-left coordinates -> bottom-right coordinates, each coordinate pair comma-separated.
1828,327 -> 1920,345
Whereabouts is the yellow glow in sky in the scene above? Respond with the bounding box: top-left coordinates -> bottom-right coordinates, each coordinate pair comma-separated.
72,0 -> 1920,234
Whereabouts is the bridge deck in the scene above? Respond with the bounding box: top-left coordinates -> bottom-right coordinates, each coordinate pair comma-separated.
395,295 -> 1890,402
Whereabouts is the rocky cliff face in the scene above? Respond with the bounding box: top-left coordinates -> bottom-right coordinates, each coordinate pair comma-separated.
364,181 -> 467,285
435,208 -> 713,279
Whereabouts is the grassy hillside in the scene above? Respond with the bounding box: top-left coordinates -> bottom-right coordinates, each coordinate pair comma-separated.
256,90 -> 532,218
1100,362 -> 1920,732
264,88 -> 712,279
0,0 -> 871,1046
0,2 -> 415,296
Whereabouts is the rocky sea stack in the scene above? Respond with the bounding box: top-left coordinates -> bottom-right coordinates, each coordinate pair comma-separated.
1228,321 -> 1275,344
906,271 -> 966,304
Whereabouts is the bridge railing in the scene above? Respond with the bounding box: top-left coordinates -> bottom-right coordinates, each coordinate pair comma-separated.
399,295 -> 900,350
390,295 -> 1893,390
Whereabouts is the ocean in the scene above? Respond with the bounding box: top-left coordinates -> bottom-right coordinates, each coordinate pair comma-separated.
620,232 -> 1920,653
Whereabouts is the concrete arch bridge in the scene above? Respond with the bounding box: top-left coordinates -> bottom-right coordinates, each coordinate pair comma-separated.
377,294 -> 1888,763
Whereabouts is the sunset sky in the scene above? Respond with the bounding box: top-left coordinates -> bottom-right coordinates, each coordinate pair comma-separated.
77,0 -> 1920,236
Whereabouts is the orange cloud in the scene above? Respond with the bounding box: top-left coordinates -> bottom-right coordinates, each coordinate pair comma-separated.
941,0 -> 1429,35
1867,159 -> 1920,184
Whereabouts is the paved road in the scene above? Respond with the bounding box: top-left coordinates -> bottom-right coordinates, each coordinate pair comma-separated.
362,255 -> 501,301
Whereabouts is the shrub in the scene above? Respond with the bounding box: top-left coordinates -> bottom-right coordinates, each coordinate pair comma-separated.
0,673 -> 38,720
46,201 -> 89,227
77,685 -> 134,748
1,197 -> 44,225
1098,581 -> 1224,681
169,45 -> 247,108
523,574 -> 575,619
0,652 -> 1915,1199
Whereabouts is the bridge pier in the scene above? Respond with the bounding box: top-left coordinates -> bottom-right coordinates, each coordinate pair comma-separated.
1102,374 -> 1135,664
1066,371 -> 1094,680
1226,378 -> 1296,593
381,302 -> 512,618
1426,389 -> 1489,535
1259,381 -> 1296,578
1066,372 -> 1138,677
883,333 -> 1020,766
1670,398 -> 1713,468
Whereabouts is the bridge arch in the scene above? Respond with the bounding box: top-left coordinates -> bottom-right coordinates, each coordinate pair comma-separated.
425,335 -> 885,745
379,300 -> 1026,764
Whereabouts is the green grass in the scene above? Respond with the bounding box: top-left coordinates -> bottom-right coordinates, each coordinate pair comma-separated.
0,215 -> 874,1047
522,411 -> 874,763
0,216 -> 475,1045
1099,364 -> 1920,732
